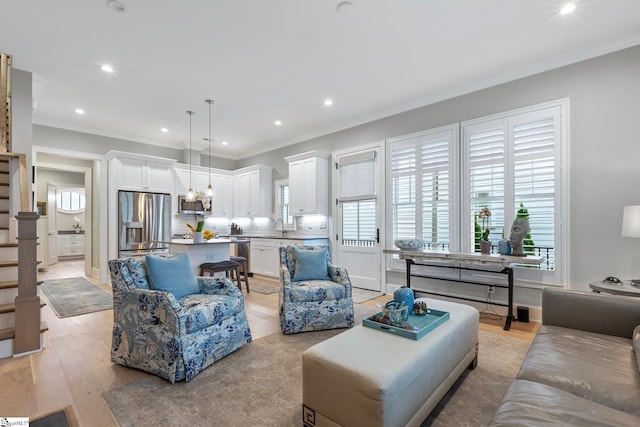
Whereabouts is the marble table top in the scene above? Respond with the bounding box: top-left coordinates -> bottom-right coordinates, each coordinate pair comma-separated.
383,249 -> 543,268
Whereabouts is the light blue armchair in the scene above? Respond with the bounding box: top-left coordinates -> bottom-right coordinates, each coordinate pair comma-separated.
279,245 -> 354,334
108,256 -> 252,382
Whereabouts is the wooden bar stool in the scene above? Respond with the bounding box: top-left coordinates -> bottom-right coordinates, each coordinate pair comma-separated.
199,260 -> 242,290
230,256 -> 250,293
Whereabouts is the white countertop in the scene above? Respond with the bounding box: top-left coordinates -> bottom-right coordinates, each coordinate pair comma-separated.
219,234 -> 329,240
169,238 -> 232,246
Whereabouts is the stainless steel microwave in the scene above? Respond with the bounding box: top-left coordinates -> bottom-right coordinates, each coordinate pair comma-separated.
178,196 -> 209,214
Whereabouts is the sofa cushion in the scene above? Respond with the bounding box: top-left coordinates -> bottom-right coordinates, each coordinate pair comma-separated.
289,280 -> 346,302
490,379 -> 640,427
517,325 -> 640,416
292,246 -> 329,282
179,294 -> 244,334
146,253 -> 200,299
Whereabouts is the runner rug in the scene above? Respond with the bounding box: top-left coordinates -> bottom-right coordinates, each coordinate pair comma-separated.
40,276 -> 113,318
102,305 -> 530,427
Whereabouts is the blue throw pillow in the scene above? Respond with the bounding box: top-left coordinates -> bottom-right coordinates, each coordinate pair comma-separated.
145,252 -> 200,299
292,246 -> 329,282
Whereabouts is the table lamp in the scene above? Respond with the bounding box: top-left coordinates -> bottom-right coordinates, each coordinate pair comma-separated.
622,205 -> 640,285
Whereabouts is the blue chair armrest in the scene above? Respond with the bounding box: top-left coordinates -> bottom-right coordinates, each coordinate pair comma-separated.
280,264 -> 293,301
198,277 -> 244,301
328,263 -> 352,297
118,288 -> 186,335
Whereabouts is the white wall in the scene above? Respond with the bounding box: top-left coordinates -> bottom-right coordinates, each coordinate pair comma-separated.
10,68 -> 32,212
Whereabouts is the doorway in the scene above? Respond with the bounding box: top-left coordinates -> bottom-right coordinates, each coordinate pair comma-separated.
333,144 -> 385,292
34,150 -> 97,281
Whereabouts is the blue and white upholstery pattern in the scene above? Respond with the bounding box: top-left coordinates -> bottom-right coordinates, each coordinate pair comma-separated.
109,257 -> 252,383
279,246 -> 354,335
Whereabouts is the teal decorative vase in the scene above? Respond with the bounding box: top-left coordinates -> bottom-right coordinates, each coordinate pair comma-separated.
393,286 -> 415,314
498,239 -> 512,255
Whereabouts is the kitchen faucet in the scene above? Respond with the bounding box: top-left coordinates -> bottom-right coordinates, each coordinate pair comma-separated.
274,218 -> 286,237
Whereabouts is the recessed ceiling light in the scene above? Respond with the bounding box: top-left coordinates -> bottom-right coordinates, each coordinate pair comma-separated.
101,64 -> 114,73
106,0 -> 126,12
274,120 -> 282,126
221,141 -> 228,146
74,108 -> 85,115
324,99 -> 333,106
161,127 -> 168,133
559,3 -> 576,15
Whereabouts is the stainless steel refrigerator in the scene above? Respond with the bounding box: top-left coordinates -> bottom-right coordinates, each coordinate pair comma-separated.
118,190 -> 171,256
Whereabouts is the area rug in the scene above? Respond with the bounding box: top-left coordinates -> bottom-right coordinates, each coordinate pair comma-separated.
40,277 -> 113,318
102,306 -> 531,427
30,405 -> 79,427
352,287 -> 383,303
248,277 -> 280,294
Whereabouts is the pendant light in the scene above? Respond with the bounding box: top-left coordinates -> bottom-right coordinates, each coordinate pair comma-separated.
205,99 -> 214,197
186,110 -> 195,201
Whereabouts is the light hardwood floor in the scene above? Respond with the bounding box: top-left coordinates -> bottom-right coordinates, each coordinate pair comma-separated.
0,260 -> 537,425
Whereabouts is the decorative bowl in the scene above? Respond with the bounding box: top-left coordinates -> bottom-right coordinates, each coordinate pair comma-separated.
394,239 -> 424,251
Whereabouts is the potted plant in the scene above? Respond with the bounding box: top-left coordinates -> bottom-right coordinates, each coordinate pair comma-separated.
478,207 -> 491,254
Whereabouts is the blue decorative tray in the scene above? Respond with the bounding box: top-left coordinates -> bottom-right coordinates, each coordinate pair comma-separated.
362,309 -> 450,340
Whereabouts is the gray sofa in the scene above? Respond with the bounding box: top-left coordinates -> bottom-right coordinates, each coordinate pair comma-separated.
490,288 -> 640,426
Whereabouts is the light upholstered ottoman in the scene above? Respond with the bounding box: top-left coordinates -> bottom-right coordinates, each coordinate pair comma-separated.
302,298 -> 479,427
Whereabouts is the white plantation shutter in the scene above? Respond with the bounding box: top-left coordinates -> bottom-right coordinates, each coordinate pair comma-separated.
512,108 -> 560,270
421,135 -> 451,249
391,141 -> 417,239
463,104 -> 562,274
466,121 -> 506,250
389,126 -> 457,250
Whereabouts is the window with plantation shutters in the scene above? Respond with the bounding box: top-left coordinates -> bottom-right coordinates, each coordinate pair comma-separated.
462,103 -> 563,280
387,99 -> 566,284
388,125 -> 458,251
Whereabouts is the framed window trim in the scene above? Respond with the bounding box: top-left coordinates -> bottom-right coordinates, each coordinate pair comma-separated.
56,186 -> 86,214
274,179 -> 294,228
385,99 -> 569,288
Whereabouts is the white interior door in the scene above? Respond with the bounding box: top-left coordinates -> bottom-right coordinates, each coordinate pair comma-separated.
334,146 -> 384,291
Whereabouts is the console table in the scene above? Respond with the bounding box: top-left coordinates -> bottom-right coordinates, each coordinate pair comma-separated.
386,250 -> 542,330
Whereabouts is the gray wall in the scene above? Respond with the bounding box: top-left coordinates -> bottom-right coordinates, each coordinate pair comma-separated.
238,45 -> 640,298
18,45 -> 640,304
34,125 -> 238,170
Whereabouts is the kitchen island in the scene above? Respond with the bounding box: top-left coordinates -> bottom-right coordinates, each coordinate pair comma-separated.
169,238 -> 232,276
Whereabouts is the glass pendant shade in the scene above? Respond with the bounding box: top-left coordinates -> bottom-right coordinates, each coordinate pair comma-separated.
187,187 -> 194,200
206,184 -> 213,197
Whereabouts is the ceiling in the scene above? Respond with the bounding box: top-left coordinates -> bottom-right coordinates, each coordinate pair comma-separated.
1,1 -> 640,160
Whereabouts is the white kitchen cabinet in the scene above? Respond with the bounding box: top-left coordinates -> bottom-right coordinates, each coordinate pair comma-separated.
211,174 -> 233,217
175,167 -> 209,197
249,237 -> 330,278
232,165 -> 272,218
58,234 -> 85,258
109,154 -> 174,194
285,151 -> 329,216
174,164 -> 233,217
250,239 -> 278,277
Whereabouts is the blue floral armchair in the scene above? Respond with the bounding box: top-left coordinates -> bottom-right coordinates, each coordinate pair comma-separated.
279,245 -> 354,334
108,256 -> 252,383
